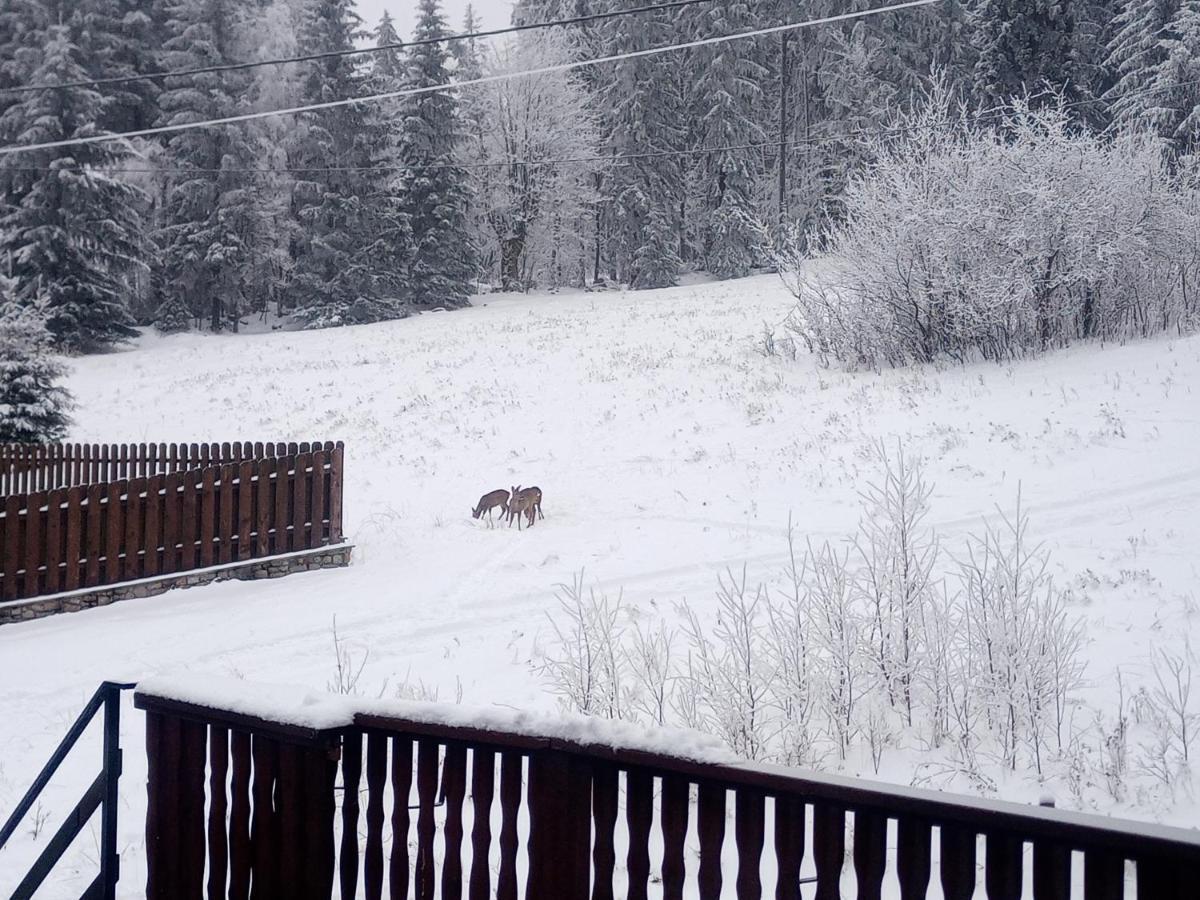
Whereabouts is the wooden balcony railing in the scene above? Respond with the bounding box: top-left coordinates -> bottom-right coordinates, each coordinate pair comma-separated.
133,679 -> 1200,900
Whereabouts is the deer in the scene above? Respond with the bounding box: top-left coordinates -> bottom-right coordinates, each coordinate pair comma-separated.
472,488 -> 510,525
506,485 -> 543,530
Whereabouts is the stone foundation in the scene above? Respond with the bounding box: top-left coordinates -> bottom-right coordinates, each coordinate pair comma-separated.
0,544 -> 353,626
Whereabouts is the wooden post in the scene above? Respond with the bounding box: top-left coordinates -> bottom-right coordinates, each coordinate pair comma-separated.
526,750 -> 591,900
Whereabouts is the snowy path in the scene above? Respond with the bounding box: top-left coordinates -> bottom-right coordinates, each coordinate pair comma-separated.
2,276 -> 1199,895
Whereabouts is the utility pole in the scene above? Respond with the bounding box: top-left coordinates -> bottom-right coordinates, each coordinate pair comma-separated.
778,31 -> 790,227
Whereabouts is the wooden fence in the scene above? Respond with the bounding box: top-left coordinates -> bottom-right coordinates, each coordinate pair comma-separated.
133,688 -> 1199,900
0,444 -> 343,602
0,441 -> 339,495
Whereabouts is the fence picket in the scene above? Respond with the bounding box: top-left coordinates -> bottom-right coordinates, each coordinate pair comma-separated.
442,744 -> 468,900
85,484 -> 104,587
341,731 -> 363,900
255,458 -> 272,557
293,452 -> 312,550
218,464 -> 235,565
390,738 -> 414,900
497,753 -> 522,900
144,475 -> 163,577
64,486 -> 83,591
105,481 -> 124,583
23,490 -> 44,598
181,469 -> 199,572
469,748 -> 495,900
237,461 -> 254,561
274,460 -> 290,554
199,468 -> 216,568
661,776 -> 689,900
626,769 -> 653,900
310,450 -> 327,545
592,763 -> 618,900
43,488 -> 64,594
124,478 -> 145,582
208,726 -> 230,900
364,733 -> 386,900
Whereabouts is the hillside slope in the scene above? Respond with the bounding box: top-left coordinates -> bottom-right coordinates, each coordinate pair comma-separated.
2,275 -> 1199,895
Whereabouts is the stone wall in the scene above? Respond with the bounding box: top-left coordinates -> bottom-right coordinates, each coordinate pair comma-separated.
0,544 -> 352,626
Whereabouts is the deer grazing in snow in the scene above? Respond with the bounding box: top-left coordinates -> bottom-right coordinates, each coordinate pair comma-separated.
472,488 -> 510,525
506,485 -> 543,530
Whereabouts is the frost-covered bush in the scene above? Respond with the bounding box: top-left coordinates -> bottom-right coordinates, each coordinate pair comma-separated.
777,88 -> 1200,367
0,287 -> 74,443
541,445 -> 1107,797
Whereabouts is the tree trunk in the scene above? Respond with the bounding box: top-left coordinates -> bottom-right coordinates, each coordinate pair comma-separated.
500,232 -> 525,292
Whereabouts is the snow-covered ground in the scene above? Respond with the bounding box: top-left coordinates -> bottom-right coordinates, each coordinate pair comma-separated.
2,274 -> 1199,895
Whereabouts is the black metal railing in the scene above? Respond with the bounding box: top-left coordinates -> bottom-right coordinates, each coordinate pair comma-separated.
0,681 -> 135,900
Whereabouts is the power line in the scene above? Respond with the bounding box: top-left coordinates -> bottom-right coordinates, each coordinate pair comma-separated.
0,0 -> 943,158
7,73 -> 1199,177
1,0 -> 749,97
7,74 -> 1199,177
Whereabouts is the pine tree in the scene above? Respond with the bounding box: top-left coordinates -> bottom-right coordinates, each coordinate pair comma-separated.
971,0 -> 1079,106
371,10 -> 404,83
153,0 -> 261,333
0,284 -> 74,444
394,0 -> 477,308
686,0 -> 768,279
603,6 -> 685,288
0,26 -> 142,352
287,0 -> 404,326
1147,1 -> 1200,154
0,1 -> 49,181
74,0 -> 162,133
1105,0 -> 1181,126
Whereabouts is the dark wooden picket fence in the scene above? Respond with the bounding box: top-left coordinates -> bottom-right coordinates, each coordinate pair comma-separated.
0,441 -> 335,495
0,442 -> 344,602
134,687 -> 1200,900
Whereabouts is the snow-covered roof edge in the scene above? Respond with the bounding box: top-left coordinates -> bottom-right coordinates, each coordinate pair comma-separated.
135,675 -> 737,765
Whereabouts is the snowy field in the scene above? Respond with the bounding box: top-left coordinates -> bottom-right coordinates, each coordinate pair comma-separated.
2,274 -> 1199,895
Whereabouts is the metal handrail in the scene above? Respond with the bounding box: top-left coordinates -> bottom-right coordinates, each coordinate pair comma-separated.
0,680 -> 136,900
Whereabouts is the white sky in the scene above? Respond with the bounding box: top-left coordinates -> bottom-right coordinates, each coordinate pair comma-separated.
354,0 -> 515,42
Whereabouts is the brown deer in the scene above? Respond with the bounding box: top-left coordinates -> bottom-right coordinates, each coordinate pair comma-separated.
506,485 -> 543,529
472,488 -> 510,525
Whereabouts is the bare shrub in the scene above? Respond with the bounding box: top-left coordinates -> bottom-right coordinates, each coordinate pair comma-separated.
541,571 -> 629,719
677,567 -> 775,760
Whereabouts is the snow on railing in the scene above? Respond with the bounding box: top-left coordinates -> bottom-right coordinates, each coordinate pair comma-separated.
134,676 -> 1200,900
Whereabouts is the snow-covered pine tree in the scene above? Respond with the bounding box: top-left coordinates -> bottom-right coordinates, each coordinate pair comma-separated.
0,284 -> 73,444
288,0 -> 404,326
603,4 -> 685,288
371,9 -> 404,83
0,1 -> 48,131
1144,2 -> 1200,155
971,0 -> 1079,107
0,25 -> 143,352
685,0 -> 768,279
153,0 -> 262,333
1069,0 -> 1122,126
816,22 -> 902,223
74,0 -> 162,133
0,0 -> 49,231
394,0 -> 476,308
1105,0 -> 1182,128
